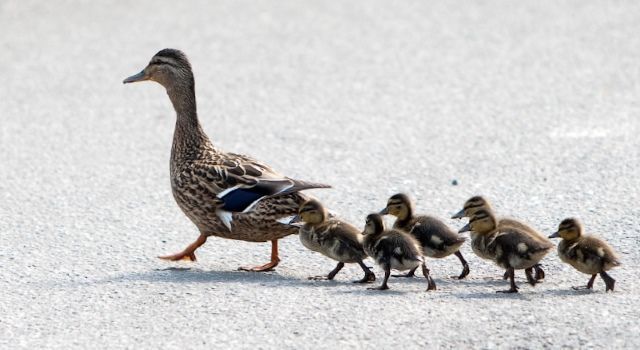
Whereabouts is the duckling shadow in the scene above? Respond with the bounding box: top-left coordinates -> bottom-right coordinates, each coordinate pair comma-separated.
332,288 -> 410,296
391,276 -> 507,289
544,288 -> 600,297
92,267 -> 304,287
449,290 -> 531,300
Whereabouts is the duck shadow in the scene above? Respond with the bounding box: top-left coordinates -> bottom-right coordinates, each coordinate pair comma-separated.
88,267 -> 304,288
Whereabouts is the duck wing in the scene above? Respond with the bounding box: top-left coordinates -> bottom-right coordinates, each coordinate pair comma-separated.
194,153 -> 330,229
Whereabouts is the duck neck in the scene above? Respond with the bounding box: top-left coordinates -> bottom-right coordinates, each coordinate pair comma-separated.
167,80 -> 214,164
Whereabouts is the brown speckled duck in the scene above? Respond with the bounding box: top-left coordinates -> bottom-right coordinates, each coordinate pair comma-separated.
362,214 -> 436,291
549,218 -> 621,292
459,209 -> 554,293
380,193 -> 469,279
123,49 -> 329,271
291,199 -> 375,283
452,195 -> 547,281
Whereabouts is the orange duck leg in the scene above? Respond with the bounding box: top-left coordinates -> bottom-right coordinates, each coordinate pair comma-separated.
238,240 -> 280,272
158,234 -> 208,262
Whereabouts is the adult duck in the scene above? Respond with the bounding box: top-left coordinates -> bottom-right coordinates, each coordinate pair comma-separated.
123,49 -> 329,271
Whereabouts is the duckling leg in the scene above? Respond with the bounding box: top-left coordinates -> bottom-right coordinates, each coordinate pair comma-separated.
368,266 -> 390,290
421,263 -> 437,291
502,270 -> 509,280
454,251 -> 470,279
599,271 -> 616,292
524,267 -> 537,286
158,234 -> 207,261
572,274 -> 597,290
392,267 -> 417,278
497,268 -> 519,293
354,261 -> 376,283
308,262 -> 344,280
533,264 -> 545,281
327,262 -> 345,280
238,240 -> 280,272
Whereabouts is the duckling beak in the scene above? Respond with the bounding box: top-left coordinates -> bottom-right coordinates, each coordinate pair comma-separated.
451,209 -> 465,219
289,215 -> 302,224
548,231 -> 560,239
458,223 -> 471,233
123,70 -> 148,84
378,208 -> 389,215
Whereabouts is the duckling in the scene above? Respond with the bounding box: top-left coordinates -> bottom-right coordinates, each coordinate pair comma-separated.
459,209 -> 554,293
123,49 -> 330,271
291,199 -> 375,283
549,218 -> 621,292
362,214 -> 436,291
452,195 -> 546,281
380,193 -> 469,279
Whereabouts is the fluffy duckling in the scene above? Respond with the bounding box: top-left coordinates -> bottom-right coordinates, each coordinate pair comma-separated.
362,214 -> 436,291
292,200 -> 375,283
549,218 -> 621,292
459,209 -> 554,293
380,193 -> 469,279
452,195 -> 547,280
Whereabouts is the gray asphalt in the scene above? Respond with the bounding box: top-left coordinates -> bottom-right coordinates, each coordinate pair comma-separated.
1,0 -> 639,349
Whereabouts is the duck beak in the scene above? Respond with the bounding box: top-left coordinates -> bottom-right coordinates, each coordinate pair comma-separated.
458,223 -> 471,233
123,70 -> 148,84
451,209 -> 465,219
548,231 -> 560,239
378,208 -> 389,215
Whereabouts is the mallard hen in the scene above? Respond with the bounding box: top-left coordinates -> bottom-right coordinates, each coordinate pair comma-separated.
549,218 -> 621,292
380,193 -> 469,279
291,199 -> 375,283
123,49 -> 330,271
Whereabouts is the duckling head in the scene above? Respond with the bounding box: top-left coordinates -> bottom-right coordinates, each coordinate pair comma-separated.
363,213 -> 385,236
292,199 -> 327,225
452,195 -> 493,219
458,209 -> 497,234
123,49 -> 194,90
548,218 -> 583,240
379,193 -> 413,220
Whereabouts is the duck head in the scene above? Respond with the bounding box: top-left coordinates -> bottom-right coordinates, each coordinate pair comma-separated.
379,193 -> 413,221
452,195 -> 493,219
363,213 -> 385,235
549,218 -> 583,240
123,49 -> 194,90
458,209 -> 497,234
291,199 -> 327,226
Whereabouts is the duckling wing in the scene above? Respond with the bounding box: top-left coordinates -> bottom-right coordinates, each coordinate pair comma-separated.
322,221 -> 366,257
576,237 -> 621,269
499,218 -> 549,243
373,231 -> 422,262
411,216 -> 466,249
